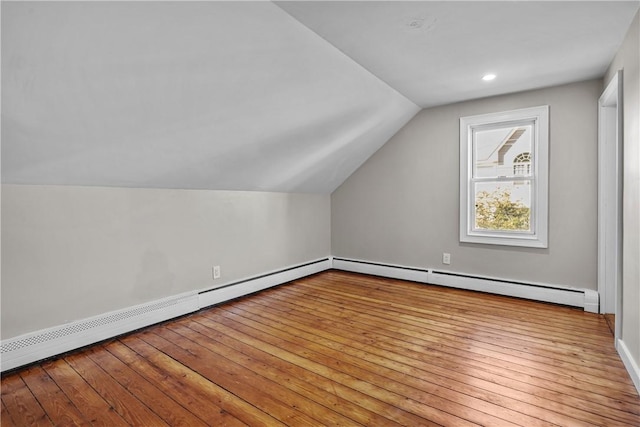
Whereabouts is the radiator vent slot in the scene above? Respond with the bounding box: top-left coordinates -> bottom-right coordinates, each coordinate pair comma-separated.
1,258 -> 331,372
1,295 -> 193,354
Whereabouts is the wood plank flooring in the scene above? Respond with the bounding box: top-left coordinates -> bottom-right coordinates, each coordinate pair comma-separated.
604,313 -> 615,336
2,270 -> 639,426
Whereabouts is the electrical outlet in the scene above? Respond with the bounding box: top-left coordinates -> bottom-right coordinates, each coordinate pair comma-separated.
213,265 -> 221,279
442,253 -> 451,265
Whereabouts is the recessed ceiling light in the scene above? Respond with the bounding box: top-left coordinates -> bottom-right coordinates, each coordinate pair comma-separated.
482,74 -> 497,81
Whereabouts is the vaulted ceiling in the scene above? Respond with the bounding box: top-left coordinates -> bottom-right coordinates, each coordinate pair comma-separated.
2,1 -> 638,193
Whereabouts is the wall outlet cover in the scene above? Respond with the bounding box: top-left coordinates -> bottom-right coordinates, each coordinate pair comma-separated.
442,253 -> 451,265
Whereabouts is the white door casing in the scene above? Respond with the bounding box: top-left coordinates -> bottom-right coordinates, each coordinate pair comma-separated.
597,70 -> 623,339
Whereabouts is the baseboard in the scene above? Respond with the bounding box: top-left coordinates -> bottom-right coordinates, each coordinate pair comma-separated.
1,256 -> 601,373
332,257 -> 430,284
0,292 -> 199,372
332,257 -> 597,311
429,270 -> 589,309
0,257 -> 331,373
197,258 -> 332,309
617,338 -> 640,395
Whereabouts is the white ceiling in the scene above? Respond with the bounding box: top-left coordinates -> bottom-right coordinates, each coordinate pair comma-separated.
2,1 -> 638,193
277,1 -> 640,108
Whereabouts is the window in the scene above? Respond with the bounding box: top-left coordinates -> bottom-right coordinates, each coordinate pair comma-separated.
460,106 -> 549,248
513,152 -> 531,175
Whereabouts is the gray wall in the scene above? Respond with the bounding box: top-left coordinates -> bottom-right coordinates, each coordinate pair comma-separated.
605,10 -> 640,377
332,79 -> 601,290
1,185 -> 330,339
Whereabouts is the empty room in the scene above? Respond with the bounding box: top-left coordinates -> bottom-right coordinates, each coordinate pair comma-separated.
2,1 -> 640,425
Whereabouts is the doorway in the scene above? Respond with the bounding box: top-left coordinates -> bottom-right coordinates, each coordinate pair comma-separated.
597,70 -> 622,340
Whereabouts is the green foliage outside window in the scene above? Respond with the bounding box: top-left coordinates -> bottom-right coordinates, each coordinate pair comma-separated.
475,187 -> 530,231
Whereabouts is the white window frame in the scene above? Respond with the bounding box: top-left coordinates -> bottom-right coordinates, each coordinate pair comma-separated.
460,105 -> 549,248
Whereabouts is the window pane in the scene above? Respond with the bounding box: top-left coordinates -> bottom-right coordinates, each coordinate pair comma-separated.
473,181 -> 531,232
473,124 -> 533,178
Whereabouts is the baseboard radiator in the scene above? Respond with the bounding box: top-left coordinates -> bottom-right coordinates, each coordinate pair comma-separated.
332,257 -> 599,312
0,256 -> 599,373
197,258 -> 331,309
0,258 -> 331,372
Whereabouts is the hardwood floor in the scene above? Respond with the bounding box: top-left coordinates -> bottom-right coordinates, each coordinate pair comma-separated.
604,313 -> 615,336
2,270 -> 639,426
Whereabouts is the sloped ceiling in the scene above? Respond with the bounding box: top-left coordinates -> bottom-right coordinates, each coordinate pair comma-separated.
278,1 -> 640,108
2,1 -> 638,193
1,1 -> 419,193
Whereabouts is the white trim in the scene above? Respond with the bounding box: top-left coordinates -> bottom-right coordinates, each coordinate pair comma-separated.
428,271 -> 587,309
332,258 -> 430,284
333,257 -> 592,309
197,258 -> 331,309
460,105 -> 549,248
0,258 -> 331,372
0,292 -> 199,372
583,289 -> 600,314
617,339 -> 640,395
597,71 -> 623,326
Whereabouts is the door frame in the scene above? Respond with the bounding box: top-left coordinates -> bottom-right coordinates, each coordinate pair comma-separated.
597,70 -> 623,339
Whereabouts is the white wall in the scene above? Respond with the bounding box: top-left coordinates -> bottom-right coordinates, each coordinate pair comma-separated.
605,10 -> 640,382
332,79 -> 601,290
1,185 -> 330,339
